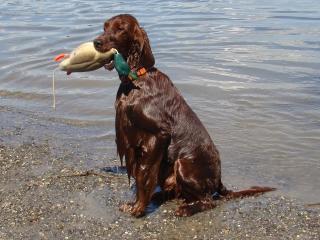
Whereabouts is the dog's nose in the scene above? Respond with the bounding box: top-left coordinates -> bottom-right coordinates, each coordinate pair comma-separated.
93,39 -> 103,49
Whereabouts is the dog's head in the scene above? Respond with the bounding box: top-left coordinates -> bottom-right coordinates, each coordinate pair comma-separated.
94,14 -> 155,72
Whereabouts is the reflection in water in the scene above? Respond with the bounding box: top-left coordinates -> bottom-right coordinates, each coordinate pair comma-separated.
0,0 -> 319,202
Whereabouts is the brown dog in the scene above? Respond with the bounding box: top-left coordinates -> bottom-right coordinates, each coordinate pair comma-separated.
94,14 -> 274,217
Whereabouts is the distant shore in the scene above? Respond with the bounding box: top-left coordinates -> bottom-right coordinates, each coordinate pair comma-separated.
0,106 -> 319,239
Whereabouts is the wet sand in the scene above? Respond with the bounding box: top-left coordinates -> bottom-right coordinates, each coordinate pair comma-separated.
0,106 -> 319,240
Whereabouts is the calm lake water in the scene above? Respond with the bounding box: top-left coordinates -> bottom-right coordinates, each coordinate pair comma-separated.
0,0 -> 319,202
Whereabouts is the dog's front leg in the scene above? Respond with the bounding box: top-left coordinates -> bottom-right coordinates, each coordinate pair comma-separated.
119,103 -> 170,217
130,136 -> 164,217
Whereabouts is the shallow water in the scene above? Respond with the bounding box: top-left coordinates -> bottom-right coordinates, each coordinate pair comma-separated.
0,0 -> 319,202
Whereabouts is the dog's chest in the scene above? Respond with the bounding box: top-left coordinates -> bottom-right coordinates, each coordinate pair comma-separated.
115,88 -> 144,145
115,93 -> 134,131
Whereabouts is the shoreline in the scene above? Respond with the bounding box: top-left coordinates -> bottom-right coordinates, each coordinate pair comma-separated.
0,106 -> 319,239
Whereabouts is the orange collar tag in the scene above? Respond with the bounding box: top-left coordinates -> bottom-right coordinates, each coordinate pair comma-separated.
128,67 -> 147,81
137,67 -> 147,77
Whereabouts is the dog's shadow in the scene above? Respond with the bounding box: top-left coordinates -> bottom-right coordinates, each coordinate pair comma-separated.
101,165 -> 128,175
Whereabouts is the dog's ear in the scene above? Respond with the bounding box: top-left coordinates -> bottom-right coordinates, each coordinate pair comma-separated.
127,25 -> 155,71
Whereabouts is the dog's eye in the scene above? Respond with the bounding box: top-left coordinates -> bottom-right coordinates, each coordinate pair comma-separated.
118,26 -> 125,31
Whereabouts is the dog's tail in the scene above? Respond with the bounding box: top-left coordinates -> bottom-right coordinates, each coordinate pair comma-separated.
218,184 -> 276,200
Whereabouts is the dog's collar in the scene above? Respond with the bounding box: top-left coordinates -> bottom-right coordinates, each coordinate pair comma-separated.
113,51 -> 147,81
129,67 -> 147,80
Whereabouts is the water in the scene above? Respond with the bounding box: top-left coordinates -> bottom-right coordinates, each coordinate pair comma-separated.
0,0 -> 319,202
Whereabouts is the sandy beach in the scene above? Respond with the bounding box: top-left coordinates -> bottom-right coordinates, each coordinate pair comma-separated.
0,106 -> 319,240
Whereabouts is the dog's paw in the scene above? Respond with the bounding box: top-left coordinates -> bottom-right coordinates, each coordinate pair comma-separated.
119,202 -> 133,213
130,204 -> 146,218
175,204 -> 192,217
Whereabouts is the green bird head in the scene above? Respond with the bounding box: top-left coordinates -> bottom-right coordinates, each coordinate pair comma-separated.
114,51 -> 138,80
